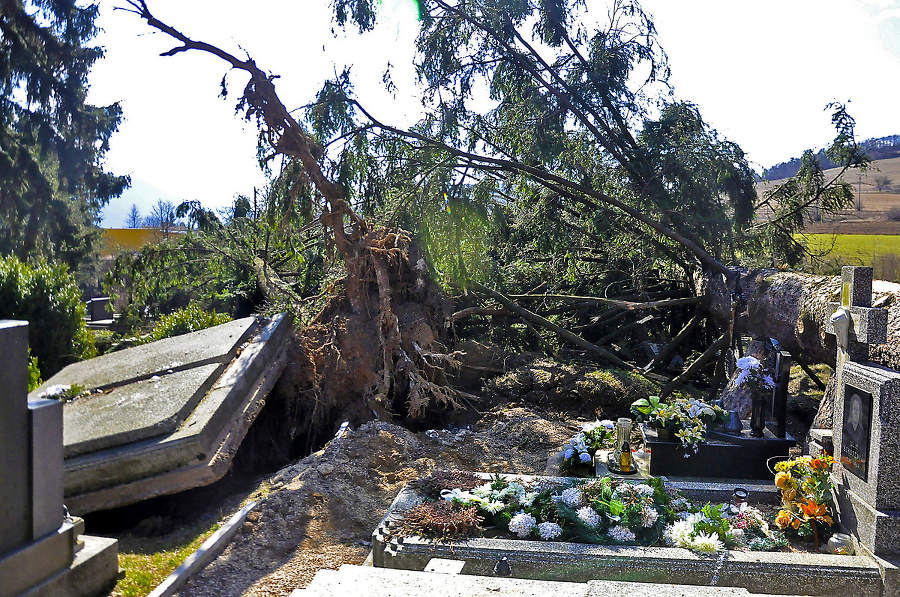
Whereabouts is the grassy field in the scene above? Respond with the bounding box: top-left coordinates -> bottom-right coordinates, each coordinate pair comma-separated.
798,233 -> 900,281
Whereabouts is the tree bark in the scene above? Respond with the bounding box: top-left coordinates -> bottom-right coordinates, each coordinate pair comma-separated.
703,269 -> 900,429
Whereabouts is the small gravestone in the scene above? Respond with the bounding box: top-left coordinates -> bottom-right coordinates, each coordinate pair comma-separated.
825,266 -> 900,559
0,320 -> 119,596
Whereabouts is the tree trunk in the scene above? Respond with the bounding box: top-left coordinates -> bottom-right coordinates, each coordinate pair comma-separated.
703,268 -> 900,429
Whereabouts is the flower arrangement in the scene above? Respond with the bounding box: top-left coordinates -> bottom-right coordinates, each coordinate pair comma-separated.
440,474 -> 673,546
664,502 -> 787,553
399,472 -> 792,556
630,396 -> 726,454
772,455 -> 836,549
562,420 -> 615,471
733,356 -> 775,392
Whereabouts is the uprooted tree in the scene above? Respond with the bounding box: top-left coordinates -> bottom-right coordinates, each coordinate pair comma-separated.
118,0 -> 877,439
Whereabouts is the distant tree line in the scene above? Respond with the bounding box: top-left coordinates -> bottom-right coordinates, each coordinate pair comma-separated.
766,134 -> 900,181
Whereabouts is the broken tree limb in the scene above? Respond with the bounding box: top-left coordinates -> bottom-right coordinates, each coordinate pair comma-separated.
645,310 -> 703,372
509,294 -> 702,311
571,309 -> 627,334
450,306 -> 511,323
596,315 -> 654,346
794,352 -> 827,391
467,281 -> 632,370
661,331 -> 728,398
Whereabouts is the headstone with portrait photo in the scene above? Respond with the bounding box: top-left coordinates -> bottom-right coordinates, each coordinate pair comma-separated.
824,266 -> 900,559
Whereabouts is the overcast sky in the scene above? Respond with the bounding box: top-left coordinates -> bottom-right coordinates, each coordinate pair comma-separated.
88,0 -> 900,227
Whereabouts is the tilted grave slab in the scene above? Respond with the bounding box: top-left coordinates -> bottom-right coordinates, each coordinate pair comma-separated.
31,314 -> 292,514
371,473 -> 890,597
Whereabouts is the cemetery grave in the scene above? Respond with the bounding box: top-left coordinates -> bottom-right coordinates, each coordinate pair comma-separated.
29,313 -> 293,515
331,267 -> 900,597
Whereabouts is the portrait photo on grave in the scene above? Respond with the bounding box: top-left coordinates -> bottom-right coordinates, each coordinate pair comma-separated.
841,384 -> 873,481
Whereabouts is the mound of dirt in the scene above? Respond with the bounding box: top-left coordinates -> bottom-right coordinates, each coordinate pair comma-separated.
174,405 -> 579,596
486,359 -> 660,419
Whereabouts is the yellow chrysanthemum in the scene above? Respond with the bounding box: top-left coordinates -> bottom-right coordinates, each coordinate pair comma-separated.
774,461 -> 792,473
774,472 -> 791,489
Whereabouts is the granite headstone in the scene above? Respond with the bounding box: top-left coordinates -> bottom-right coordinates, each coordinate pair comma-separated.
825,266 -> 900,557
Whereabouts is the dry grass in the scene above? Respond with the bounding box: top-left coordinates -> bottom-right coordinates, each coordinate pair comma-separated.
756,156 -> 900,236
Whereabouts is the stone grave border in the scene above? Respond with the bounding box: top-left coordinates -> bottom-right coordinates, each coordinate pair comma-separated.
371,473 -> 893,597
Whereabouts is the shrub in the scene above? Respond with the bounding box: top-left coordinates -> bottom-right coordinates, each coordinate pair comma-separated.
28,354 -> 42,392
0,257 -> 95,377
885,206 -> 900,222
137,304 -> 232,344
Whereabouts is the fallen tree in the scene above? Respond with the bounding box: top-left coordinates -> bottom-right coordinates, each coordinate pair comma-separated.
120,0 -> 876,437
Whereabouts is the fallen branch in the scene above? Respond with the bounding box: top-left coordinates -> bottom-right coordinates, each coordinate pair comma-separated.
450,306 -> 511,323
661,331 -> 728,398
509,294 -> 702,311
645,310 -> 702,371
468,281 -> 632,370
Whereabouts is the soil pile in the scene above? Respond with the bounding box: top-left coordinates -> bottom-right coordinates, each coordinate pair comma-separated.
174,405 -> 578,596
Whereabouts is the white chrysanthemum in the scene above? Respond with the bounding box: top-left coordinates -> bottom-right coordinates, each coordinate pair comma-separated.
608,525 -> 636,543
471,483 -> 494,498
521,492 -> 539,507
537,521 -> 563,540
484,501 -> 506,514
576,506 -> 600,528
641,506 -> 659,528
664,520 -> 694,548
736,356 -> 761,370
685,512 -> 705,525
558,487 -> 582,508
508,512 -> 537,538
691,532 -> 725,553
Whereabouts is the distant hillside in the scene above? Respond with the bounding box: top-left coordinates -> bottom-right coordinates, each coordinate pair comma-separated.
764,135 -> 900,181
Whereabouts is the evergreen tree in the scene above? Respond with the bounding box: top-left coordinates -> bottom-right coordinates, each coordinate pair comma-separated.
0,0 -> 129,269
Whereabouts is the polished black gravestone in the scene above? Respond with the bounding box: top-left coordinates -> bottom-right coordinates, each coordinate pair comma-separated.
641,424 -> 795,480
643,345 -> 795,480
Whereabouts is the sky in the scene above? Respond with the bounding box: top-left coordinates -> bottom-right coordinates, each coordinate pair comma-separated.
87,0 -> 900,227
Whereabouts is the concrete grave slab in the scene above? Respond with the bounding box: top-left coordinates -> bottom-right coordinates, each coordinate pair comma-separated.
54,313 -> 293,514
32,316 -> 258,392
62,363 -> 222,458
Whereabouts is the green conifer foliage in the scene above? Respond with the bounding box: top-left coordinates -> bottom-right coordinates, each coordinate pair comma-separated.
0,0 -> 129,268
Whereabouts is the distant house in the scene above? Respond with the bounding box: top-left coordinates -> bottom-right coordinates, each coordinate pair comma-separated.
100,227 -> 187,259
